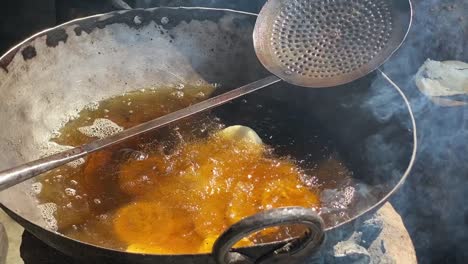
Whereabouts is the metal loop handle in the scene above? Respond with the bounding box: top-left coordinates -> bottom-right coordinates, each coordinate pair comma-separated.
213,207 -> 325,264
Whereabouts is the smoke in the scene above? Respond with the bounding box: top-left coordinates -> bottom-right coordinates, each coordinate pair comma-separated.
372,0 -> 468,263
131,0 -> 467,262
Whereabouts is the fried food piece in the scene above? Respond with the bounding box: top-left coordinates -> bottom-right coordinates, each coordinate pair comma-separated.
89,124 -> 321,254
82,150 -> 113,195
153,127 -> 262,208
125,208 -> 202,254
82,150 -> 126,212
127,231 -> 202,254
217,125 -> 263,145
114,202 -> 174,245
118,156 -> 166,196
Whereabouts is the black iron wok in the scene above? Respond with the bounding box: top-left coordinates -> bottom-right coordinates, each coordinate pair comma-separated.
0,7 -> 416,264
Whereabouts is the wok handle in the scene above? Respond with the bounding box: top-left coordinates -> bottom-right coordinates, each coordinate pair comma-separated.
0,147 -> 87,191
213,207 -> 325,264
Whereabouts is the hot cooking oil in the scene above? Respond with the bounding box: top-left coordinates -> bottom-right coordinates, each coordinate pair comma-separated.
36,84 -> 353,254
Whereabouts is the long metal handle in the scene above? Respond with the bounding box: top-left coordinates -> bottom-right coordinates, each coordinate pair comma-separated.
0,76 -> 281,192
0,147 -> 87,191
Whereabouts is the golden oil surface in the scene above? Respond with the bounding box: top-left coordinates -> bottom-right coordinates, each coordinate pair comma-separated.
37,85 -> 351,254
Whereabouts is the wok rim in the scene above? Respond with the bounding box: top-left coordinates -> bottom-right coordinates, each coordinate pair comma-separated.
0,6 -> 417,257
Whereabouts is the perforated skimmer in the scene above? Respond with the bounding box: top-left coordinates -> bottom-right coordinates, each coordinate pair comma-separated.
0,0 -> 412,191
255,0 -> 412,87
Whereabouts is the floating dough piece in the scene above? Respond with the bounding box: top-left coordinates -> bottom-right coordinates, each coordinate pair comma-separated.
118,156 -> 164,197
415,59 -> 468,105
113,202 -> 174,245
217,125 -> 263,145
126,211 -> 201,254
